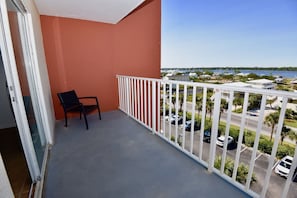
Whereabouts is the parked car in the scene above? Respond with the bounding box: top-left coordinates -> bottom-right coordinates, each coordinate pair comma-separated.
216,135 -> 234,147
170,115 -> 183,125
203,129 -> 221,143
275,155 -> 293,178
185,121 -> 200,131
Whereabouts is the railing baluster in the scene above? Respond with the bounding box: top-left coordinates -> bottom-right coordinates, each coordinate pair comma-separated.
137,79 -> 140,120
168,83 -> 172,140
232,92 -> 249,181
182,85 -> 187,149
148,81 -> 151,129
157,81 -> 161,133
208,89 -> 221,172
261,97 -> 288,197
126,78 -> 131,115
190,86 -> 196,154
140,80 -> 144,122
246,95 -> 267,190
133,78 -> 137,117
131,78 -> 135,117
128,78 -> 131,115
121,77 -> 125,111
117,76 -> 122,110
144,80 -> 147,125
175,84 -> 179,144
123,77 -> 127,112
162,82 -> 166,137
199,87 -> 207,160
281,140 -> 297,198
152,81 -> 156,134
220,91 -> 234,174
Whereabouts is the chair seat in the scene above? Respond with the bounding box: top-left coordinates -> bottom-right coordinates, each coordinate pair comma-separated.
83,105 -> 98,113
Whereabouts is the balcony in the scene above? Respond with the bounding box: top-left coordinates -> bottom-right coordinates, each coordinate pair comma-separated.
44,110 -> 250,198
45,76 -> 297,198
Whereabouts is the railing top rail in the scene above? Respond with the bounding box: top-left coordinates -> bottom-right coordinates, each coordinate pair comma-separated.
116,75 -> 297,98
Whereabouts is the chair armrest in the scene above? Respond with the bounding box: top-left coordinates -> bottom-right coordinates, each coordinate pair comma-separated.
78,96 -> 99,105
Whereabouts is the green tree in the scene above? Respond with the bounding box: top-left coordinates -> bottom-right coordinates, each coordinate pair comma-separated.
171,94 -> 177,112
266,98 -> 275,109
214,156 -> 256,184
248,94 -> 261,110
203,70 -> 214,76
285,109 -> 295,119
196,94 -> 203,118
172,92 -> 183,112
219,99 -> 228,122
247,73 -> 260,79
233,97 -> 243,111
264,112 -> 280,141
206,97 -> 214,121
178,93 -> 184,112
281,126 -> 291,145
288,130 -> 297,143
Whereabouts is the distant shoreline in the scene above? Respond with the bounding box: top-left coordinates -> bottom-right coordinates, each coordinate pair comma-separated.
161,67 -> 297,71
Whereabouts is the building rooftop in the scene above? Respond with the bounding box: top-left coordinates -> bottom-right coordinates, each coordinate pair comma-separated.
223,82 -> 252,87
247,79 -> 274,84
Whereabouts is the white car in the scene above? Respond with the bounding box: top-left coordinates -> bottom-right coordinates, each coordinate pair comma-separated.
275,155 -> 293,178
169,115 -> 183,125
216,135 -> 234,147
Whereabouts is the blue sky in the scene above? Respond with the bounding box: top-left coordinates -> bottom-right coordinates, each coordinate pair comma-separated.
161,0 -> 297,68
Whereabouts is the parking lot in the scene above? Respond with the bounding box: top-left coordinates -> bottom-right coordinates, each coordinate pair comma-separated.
161,118 -> 297,198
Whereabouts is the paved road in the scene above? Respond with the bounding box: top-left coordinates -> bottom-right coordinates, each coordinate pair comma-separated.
183,102 -> 296,144
160,119 -> 297,198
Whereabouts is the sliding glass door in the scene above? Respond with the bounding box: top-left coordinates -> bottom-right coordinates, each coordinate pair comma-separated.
0,0 -> 46,180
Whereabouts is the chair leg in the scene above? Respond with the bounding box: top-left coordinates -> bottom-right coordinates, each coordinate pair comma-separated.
82,109 -> 89,130
97,105 -> 101,120
64,112 -> 68,127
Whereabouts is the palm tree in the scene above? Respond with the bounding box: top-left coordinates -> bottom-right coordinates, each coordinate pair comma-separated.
171,94 -> 177,113
196,94 -> 203,118
248,94 -> 261,110
172,90 -> 184,113
219,99 -> 228,122
288,130 -> 297,143
233,97 -> 243,111
266,99 -> 274,109
281,126 -> 291,145
264,112 -> 280,141
178,93 -> 184,112
206,97 -> 213,121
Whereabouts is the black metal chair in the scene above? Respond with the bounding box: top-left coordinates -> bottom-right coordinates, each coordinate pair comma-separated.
57,90 -> 101,130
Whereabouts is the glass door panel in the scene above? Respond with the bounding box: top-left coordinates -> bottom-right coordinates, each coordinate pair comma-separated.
6,0 -> 45,167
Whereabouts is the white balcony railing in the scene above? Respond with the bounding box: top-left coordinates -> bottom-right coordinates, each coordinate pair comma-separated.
117,75 -> 297,198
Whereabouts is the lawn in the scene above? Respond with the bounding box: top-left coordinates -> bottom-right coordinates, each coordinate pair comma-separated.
285,119 -> 297,128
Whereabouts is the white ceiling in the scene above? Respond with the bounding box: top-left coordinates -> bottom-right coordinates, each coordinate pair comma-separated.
34,0 -> 145,24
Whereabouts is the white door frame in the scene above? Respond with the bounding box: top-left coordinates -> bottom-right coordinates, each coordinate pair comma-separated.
0,0 -> 40,181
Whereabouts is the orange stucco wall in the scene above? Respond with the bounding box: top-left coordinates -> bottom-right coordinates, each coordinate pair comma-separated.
40,0 -> 161,120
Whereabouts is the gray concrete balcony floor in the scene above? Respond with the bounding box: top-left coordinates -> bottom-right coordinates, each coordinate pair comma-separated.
44,110 -> 251,198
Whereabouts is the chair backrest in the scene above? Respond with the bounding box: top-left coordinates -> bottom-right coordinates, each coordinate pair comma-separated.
57,90 -> 80,110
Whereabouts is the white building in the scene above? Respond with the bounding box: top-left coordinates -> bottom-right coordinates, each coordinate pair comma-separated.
214,82 -> 252,102
189,72 -> 198,78
247,79 -> 275,89
275,77 -> 283,84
